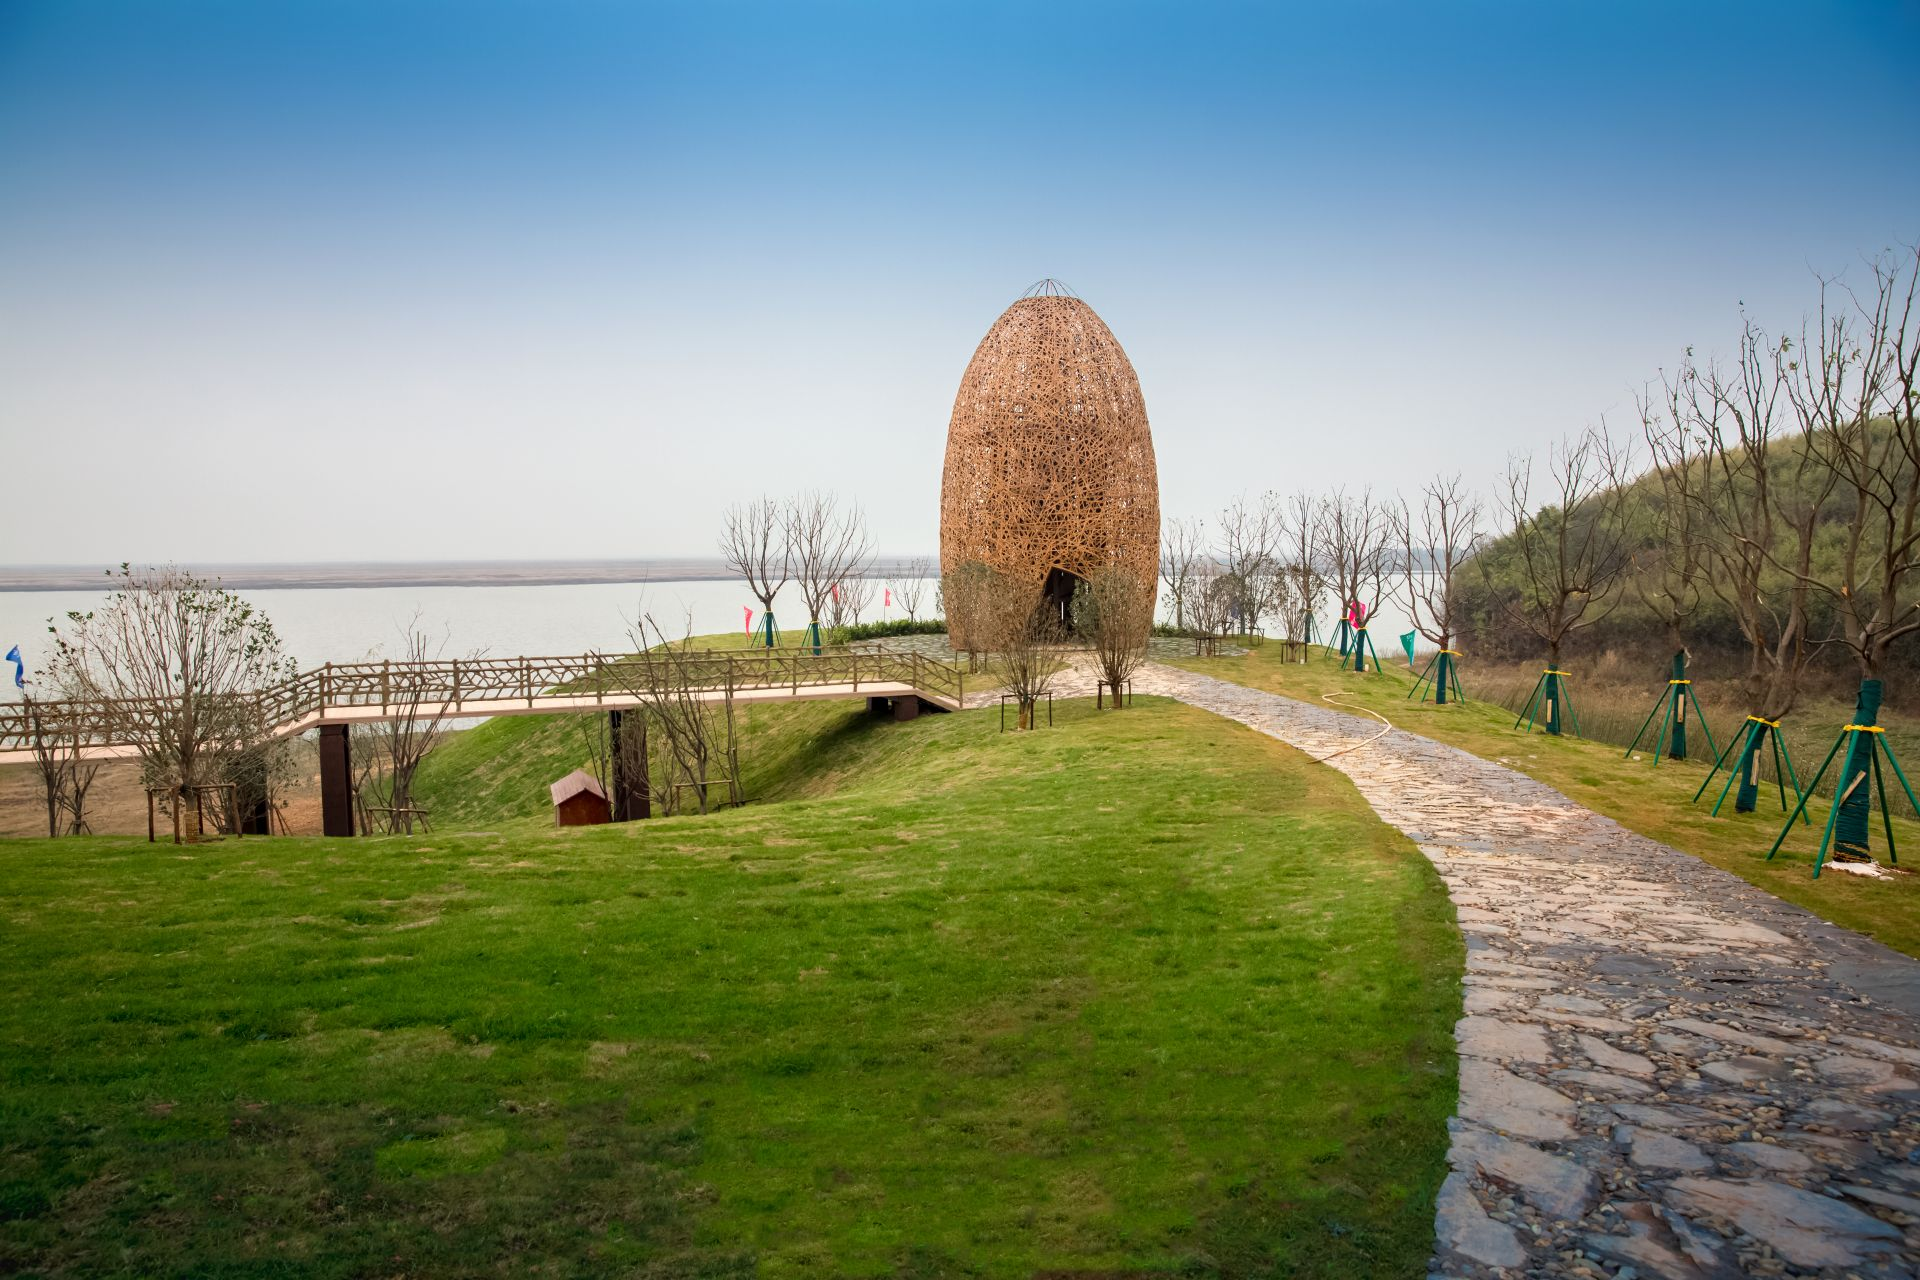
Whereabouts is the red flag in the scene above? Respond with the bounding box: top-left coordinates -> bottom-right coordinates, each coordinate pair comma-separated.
743,605 -> 753,635
831,582 -> 841,602
884,588 -> 893,607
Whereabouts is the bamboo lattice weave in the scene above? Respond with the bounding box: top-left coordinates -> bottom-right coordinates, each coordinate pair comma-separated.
940,293 -> 1160,645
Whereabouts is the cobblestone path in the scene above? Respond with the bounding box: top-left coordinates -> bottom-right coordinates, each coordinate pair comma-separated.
1018,662 -> 1920,1278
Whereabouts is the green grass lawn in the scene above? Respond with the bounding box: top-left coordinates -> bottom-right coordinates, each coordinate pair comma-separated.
1171,643 -> 1920,959
0,698 -> 1459,1278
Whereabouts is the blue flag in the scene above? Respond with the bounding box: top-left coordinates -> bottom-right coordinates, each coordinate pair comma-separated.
4,645 -> 22,688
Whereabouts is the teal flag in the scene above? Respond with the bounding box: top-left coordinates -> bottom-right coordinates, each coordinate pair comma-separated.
1399,631 -> 1416,667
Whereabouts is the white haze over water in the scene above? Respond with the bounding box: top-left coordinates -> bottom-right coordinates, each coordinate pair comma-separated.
0,577 -> 1420,699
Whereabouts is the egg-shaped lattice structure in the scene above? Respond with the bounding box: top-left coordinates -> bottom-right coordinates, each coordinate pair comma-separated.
940,283 -> 1160,647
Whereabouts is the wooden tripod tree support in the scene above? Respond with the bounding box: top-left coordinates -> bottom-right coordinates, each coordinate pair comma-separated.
1340,625 -> 1381,673
1515,668 -> 1580,737
1408,649 -> 1465,705
1767,680 -> 1918,878
1694,714 -> 1806,817
1625,651 -> 1719,767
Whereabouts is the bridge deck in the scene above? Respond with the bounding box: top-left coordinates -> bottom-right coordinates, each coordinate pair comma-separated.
0,647 -> 963,766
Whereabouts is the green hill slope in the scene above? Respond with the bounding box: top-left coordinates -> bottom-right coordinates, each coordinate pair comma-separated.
0,697 -> 1460,1278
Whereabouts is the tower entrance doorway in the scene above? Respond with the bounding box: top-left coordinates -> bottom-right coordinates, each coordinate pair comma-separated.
1042,568 -> 1080,630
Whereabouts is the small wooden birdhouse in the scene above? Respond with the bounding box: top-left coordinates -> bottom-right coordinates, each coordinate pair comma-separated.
550,769 -> 610,827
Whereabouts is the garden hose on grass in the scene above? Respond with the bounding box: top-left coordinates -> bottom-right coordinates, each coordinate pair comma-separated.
1314,692 -> 1394,762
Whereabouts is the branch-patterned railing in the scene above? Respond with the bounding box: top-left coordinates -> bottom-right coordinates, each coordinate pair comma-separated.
0,646 -> 963,760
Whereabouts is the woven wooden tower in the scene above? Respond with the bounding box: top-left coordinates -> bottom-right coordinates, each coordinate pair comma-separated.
940,282 -> 1160,648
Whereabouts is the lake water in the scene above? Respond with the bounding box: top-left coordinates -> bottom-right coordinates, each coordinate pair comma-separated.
0,576 -> 1420,697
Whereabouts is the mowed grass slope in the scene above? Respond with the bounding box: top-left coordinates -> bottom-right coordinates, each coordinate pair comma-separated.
412,695 -> 880,827
1172,643 -> 1920,958
0,698 -> 1460,1279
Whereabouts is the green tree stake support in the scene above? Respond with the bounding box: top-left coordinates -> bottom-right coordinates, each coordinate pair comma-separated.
1765,681 -> 1916,877
1408,649 -> 1465,704
1334,618 -> 1351,658
1340,626 -> 1380,673
1624,651 -> 1718,767
1515,668 -> 1577,736
1695,716 -> 1805,818
1834,680 -> 1883,860
804,619 -> 824,656
1300,612 -> 1318,645
758,612 -> 780,648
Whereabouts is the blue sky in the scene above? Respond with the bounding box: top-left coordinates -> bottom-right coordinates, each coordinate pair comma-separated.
1,1 -> 1916,562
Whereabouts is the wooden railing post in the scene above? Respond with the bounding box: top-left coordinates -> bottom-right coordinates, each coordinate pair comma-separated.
452,659 -> 462,712
381,659 -> 390,709
321,662 -> 332,708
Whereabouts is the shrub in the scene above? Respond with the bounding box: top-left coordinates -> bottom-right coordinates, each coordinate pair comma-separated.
832,617 -> 948,643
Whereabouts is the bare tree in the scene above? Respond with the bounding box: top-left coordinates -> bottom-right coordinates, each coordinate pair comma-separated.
1072,565 -> 1153,705
788,492 -> 873,650
46,565 -> 296,822
1674,321 -> 1836,811
1394,475 -> 1482,703
19,678 -> 101,836
1322,489 -> 1394,669
988,587 -> 1067,731
941,559 -> 999,670
1279,493 -> 1327,650
1159,516 -> 1207,631
1794,249 -> 1920,680
720,496 -> 791,647
1487,429 -> 1636,732
356,614 -> 465,833
1773,252 -> 1920,861
1636,383 -> 1708,656
1187,565 -> 1235,656
597,616 -> 741,815
1216,494 -> 1281,635
890,556 -> 932,622
827,574 -> 876,633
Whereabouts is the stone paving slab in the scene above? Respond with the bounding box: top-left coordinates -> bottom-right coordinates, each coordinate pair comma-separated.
1061,662 -> 1920,1279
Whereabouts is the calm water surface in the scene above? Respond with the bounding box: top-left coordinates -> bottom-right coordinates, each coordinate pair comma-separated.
0,576 -> 1418,696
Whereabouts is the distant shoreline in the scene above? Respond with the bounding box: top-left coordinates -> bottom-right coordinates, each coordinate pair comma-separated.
0,558 -> 933,593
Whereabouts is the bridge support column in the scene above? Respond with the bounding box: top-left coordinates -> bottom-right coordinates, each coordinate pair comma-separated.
610,710 -> 650,821
319,724 -> 354,837
893,697 -> 921,722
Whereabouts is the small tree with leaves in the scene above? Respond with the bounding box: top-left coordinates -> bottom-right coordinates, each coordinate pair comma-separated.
47,564 -> 296,824
1072,565 -> 1153,706
976,572 -> 1064,730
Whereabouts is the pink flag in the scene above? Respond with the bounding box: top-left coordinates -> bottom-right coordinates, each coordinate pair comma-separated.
884,588 -> 893,607
743,606 -> 753,635
831,582 -> 841,602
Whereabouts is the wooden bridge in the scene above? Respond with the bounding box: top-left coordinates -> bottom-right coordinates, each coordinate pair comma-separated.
0,646 -> 962,833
